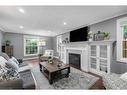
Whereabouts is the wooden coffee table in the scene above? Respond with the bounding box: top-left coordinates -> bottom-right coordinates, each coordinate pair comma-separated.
40,61 -> 70,84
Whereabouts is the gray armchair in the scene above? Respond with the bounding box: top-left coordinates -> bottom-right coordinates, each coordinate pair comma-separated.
102,73 -> 127,89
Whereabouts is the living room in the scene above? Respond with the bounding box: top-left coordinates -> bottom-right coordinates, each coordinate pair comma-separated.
0,3 -> 127,94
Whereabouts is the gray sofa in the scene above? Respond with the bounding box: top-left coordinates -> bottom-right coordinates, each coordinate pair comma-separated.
102,73 -> 127,89
0,53 -> 36,89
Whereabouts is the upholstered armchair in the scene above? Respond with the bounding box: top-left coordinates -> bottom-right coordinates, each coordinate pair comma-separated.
102,73 -> 127,89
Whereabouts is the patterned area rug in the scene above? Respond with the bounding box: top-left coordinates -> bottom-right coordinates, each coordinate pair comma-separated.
52,67 -> 99,89
29,61 -> 99,89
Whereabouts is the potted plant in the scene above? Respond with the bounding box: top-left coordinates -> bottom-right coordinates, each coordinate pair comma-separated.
48,56 -> 53,64
5,40 -> 11,46
124,31 -> 127,39
87,31 -> 93,41
103,32 -> 110,40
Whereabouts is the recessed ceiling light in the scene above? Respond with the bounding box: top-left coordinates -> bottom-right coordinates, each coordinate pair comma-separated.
18,8 -> 25,13
63,22 -> 67,25
19,26 -> 24,29
48,30 -> 51,32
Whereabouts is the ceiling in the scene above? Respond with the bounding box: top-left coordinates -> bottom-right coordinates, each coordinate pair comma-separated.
0,6 -> 127,36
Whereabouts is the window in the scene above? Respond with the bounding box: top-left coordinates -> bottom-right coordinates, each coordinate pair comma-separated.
117,17 -> 127,63
24,36 -> 39,56
123,25 -> 127,58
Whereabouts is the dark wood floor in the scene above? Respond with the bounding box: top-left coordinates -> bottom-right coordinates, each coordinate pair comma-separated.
27,59 -> 105,89
88,72 -> 105,89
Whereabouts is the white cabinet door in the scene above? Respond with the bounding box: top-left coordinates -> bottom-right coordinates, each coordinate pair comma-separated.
90,45 -> 97,70
89,44 -> 111,74
99,45 -> 108,73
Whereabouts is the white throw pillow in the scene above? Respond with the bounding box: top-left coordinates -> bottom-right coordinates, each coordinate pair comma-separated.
5,59 -> 19,71
120,72 -> 127,82
0,56 -> 7,67
11,57 -> 19,65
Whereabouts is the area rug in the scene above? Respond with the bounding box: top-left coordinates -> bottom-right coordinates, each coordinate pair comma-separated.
52,67 -> 99,89
29,62 -> 99,89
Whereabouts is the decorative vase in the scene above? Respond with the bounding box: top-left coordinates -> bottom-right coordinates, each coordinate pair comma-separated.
48,56 -> 53,64
104,37 -> 109,40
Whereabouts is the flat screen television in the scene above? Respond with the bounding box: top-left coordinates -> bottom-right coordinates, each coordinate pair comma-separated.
70,26 -> 89,42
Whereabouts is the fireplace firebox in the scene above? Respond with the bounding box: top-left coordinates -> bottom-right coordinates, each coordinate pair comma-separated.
69,53 -> 81,69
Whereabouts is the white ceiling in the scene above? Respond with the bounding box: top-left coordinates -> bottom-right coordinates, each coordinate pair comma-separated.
0,6 -> 127,36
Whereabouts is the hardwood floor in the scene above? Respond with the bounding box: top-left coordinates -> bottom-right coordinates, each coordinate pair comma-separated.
26,59 -> 105,89
88,72 -> 105,89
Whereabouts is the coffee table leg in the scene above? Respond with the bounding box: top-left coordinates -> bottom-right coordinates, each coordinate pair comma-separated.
39,64 -> 42,71
49,73 -> 53,84
66,67 -> 70,77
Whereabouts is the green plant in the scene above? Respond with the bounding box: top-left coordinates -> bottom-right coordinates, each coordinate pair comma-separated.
48,56 -> 53,64
124,32 -> 127,39
103,32 -> 110,39
87,31 -> 93,39
5,40 -> 11,46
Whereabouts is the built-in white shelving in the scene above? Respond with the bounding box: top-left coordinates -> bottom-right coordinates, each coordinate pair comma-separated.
57,40 -> 115,75
89,40 -> 115,75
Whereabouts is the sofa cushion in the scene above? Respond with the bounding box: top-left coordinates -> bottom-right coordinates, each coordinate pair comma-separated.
19,70 -> 35,89
120,72 -> 127,82
103,73 -> 127,89
6,59 -> 19,71
18,65 -> 31,73
11,57 -> 19,65
0,56 -> 7,67
0,66 -> 20,82
19,62 -> 28,67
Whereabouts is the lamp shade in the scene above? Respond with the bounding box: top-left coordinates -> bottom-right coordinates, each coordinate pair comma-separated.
39,40 -> 46,46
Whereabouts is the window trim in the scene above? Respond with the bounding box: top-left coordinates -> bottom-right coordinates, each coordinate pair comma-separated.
117,17 -> 127,63
24,36 -> 39,56
56,35 -> 62,53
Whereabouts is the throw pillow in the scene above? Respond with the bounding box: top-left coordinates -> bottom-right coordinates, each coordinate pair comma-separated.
120,72 -> 127,82
0,66 -> 20,82
0,53 -> 10,61
11,57 -> 19,65
0,56 -> 7,67
5,59 -> 19,71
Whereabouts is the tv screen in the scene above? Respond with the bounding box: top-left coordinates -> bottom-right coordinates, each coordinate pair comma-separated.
70,26 -> 88,42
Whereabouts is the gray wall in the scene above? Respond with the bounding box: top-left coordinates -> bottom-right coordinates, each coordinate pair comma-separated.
3,32 -> 53,59
52,36 -> 58,56
90,14 -> 127,74
53,13 -> 127,74
0,30 -> 3,53
3,33 -> 24,59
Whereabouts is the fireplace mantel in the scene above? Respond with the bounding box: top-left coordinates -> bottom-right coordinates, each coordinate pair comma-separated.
66,46 -> 87,51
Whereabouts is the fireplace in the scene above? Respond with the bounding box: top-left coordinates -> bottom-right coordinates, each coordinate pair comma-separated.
69,53 -> 81,69
65,46 -> 89,72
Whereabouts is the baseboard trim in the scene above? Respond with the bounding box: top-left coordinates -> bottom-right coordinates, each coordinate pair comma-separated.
23,57 -> 38,61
